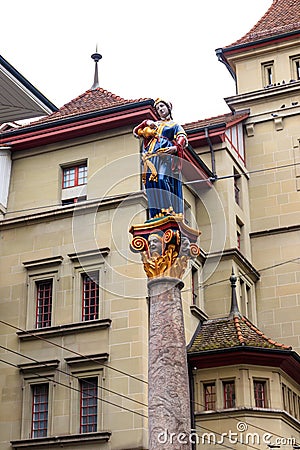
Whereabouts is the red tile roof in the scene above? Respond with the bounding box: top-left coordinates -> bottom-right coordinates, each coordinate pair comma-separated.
225,0 -> 300,48
32,87 -> 151,125
183,112 -> 248,131
188,314 -> 291,353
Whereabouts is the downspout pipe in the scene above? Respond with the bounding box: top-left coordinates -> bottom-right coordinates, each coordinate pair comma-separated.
204,127 -> 217,180
188,364 -> 196,450
215,48 -> 237,94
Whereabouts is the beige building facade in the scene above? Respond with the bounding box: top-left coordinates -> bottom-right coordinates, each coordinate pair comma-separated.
1,1 -> 300,449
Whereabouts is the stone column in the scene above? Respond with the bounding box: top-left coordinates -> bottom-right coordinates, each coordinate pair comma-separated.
148,277 -> 191,450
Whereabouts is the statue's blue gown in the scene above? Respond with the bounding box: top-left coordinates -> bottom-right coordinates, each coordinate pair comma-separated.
142,120 -> 186,219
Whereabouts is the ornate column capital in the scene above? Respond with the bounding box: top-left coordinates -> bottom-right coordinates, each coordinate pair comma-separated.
129,215 -> 200,279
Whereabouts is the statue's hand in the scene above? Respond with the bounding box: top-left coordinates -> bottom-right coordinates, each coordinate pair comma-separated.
147,120 -> 157,129
162,146 -> 177,155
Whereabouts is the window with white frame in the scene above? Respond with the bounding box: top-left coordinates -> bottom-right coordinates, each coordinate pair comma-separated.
61,161 -> 87,204
262,61 -> 275,86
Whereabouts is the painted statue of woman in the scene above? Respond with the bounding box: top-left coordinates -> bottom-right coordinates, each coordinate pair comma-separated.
133,99 -> 188,220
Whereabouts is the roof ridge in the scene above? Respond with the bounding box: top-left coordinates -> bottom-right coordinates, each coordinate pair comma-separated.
240,316 -> 292,350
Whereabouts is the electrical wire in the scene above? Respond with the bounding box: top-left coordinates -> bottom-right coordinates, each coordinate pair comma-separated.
184,160 -> 300,186
191,398 -> 297,445
2,160 -> 300,216
0,343 -> 147,408
0,319 -> 147,385
181,256 -> 300,294
0,316 -> 298,445
0,357 -> 147,419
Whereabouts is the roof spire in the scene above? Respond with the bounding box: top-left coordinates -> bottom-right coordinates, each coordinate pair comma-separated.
229,268 -> 240,317
91,45 -> 102,90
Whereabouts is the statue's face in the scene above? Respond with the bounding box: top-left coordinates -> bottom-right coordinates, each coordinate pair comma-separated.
155,102 -> 170,120
148,235 -> 163,255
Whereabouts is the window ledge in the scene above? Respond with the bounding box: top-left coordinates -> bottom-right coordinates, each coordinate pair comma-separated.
11,431 -> 111,449
17,319 -> 112,340
190,305 -> 208,322
65,352 -> 109,366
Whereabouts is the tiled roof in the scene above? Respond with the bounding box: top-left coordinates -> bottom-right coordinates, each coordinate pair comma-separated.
225,0 -> 300,48
31,87 -> 151,125
183,112 -> 248,132
188,314 -> 291,353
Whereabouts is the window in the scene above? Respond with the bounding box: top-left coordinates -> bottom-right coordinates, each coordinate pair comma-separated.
234,169 -> 241,206
262,61 -> 274,86
63,164 -> 87,189
204,383 -> 216,411
223,381 -> 235,408
254,380 -> 267,408
237,230 -> 241,250
80,378 -> 98,433
31,384 -> 49,438
36,280 -> 52,328
282,384 -> 287,410
192,266 -> 199,305
82,271 -> 99,321
184,200 -> 192,226
290,55 -> 300,80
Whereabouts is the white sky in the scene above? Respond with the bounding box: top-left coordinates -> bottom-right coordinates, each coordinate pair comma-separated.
1,0 -> 272,124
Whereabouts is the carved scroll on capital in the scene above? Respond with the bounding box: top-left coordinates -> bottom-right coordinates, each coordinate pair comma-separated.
129,216 -> 200,279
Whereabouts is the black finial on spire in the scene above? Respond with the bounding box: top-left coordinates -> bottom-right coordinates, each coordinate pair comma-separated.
91,45 -> 102,90
229,268 -> 240,317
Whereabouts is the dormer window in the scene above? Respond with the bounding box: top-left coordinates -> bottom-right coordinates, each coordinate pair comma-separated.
262,61 -> 274,86
61,160 -> 88,204
63,164 -> 87,188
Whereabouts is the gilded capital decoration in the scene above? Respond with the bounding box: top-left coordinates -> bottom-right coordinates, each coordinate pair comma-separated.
129,215 -> 200,279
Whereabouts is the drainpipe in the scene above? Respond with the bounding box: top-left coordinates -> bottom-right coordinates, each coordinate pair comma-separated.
188,364 -> 196,450
204,127 -> 217,180
215,48 -> 237,94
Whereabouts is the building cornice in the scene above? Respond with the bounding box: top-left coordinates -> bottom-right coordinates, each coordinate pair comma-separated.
11,431 -> 111,449
0,191 -> 148,229
17,318 -> 112,340
188,347 -> 300,385
195,407 -> 300,431
225,80 -> 300,112
0,101 -> 156,151
250,223 -> 300,238
206,248 -> 260,282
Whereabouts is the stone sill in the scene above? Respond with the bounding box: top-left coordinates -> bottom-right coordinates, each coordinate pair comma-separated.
190,305 -> 208,322
17,319 -> 112,340
11,431 -> 111,448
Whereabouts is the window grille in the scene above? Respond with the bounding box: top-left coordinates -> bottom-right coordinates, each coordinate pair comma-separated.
82,272 -> 99,321
36,280 -> 52,328
63,164 -> 87,188
31,384 -> 49,438
204,383 -> 216,410
223,381 -> 236,408
80,378 -> 98,433
254,381 -> 267,408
